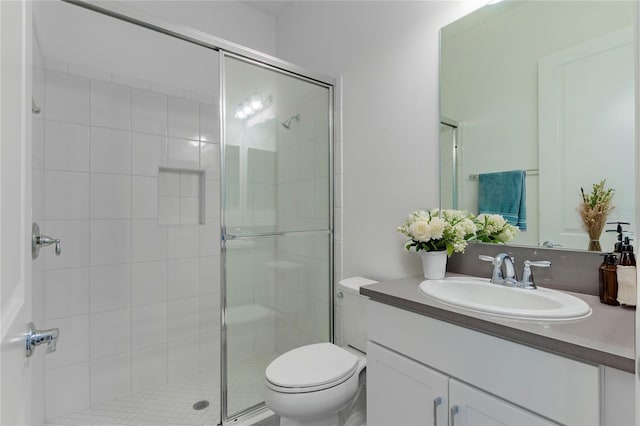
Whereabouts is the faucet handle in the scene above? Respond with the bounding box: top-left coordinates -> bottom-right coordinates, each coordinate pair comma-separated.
520,260 -> 551,289
478,254 -> 495,263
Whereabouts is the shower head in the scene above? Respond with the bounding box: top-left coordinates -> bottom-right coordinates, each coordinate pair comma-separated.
281,113 -> 301,129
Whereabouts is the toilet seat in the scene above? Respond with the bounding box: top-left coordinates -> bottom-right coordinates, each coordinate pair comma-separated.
265,343 -> 358,394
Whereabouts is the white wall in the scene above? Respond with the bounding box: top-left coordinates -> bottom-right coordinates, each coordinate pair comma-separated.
126,0 -> 279,57
275,1 -> 485,281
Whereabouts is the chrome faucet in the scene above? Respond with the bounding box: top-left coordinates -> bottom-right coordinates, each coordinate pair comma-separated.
479,254 -> 550,289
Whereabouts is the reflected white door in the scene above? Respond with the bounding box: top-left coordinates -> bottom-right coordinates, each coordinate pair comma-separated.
1,0 -> 33,424
539,27 -> 634,250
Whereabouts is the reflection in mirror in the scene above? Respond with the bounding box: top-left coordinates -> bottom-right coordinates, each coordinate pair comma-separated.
440,0 -> 635,251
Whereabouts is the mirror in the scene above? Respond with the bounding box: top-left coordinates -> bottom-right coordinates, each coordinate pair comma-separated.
440,0 -> 635,251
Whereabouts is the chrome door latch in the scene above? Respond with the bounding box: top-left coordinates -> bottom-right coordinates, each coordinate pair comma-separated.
32,222 -> 61,259
26,322 -> 59,358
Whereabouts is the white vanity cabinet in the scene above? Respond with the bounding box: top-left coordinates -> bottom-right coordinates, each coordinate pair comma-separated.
367,341 -> 449,426
367,301 -> 605,425
368,341 -> 555,426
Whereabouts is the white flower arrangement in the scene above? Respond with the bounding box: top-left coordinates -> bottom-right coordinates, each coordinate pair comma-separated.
397,209 -> 476,255
472,213 -> 519,244
397,210 -> 518,256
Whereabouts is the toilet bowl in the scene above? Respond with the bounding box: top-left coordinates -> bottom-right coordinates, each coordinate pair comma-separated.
264,277 -> 376,426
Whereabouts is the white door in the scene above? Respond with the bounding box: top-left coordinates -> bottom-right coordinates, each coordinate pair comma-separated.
1,0 -> 33,424
367,341 -> 449,426
539,27 -> 634,250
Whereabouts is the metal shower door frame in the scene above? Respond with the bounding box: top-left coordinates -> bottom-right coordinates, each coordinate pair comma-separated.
58,1 -> 336,424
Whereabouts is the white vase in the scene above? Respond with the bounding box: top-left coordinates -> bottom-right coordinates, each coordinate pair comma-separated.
419,250 -> 448,279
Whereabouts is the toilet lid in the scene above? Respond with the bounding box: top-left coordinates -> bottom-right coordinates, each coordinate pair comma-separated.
265,343 -> 358,389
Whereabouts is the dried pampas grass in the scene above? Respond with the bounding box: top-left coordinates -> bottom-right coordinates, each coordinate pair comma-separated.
578,180 -> 614,252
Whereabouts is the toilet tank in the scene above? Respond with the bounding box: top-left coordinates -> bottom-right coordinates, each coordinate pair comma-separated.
337,277 -> 377,353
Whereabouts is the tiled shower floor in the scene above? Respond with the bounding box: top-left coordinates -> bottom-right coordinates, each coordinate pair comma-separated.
47,354 -> 277,426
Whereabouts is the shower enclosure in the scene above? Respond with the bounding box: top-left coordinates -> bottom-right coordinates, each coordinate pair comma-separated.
30,2 -> 333,425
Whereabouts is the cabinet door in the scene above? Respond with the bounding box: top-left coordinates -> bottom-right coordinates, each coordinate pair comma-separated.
367,341 -> 449,426
449,379 -> 558,426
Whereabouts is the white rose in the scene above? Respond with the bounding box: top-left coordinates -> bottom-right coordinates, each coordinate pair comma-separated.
409,220 -> 432,242
429,217 -> 446,240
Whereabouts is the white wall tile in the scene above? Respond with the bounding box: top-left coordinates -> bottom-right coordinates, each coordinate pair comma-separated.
198,256 -> 220,295
90,127 -> 131,175
44,170 -> 90,220
253,320 -> 276,356
205,180 -> 221,219
168,336 -> 199,383
132,219 -> 167,262
198,331 -> 220,374
44,315 -> 90,371
168,97 -> 199,140
180,171 -> 200,197
90,308 -> 131,359
167,227 -> 200,259
132,89 -> 167,135
132,345 -> 168,393
198,292 -> 219,335
132,132 -> 166,176
112,73 -> 150,91
68,63 -> 111,82
199,224 -> 220,257
45,362 -> 90,420
91,80 -> 131,131
159,169 -> 180,196
42,220 -> 91,270
91,174 -> 131,219
167,138 -> 200,169
132,176 -> 158,219
132,302 -> 167,349
151,82 -> 183,98
200,142 -> 220,177
168,298 -> 198,341
199,103 -> 218,143
90,353 -> 131,406
167,258 -> 199,300
44,267 -> 90,320
91,263 -> 131,313
132,260 -> 167,306
159,197 -> 181,225
90,220 -> 131,266
33,117 -> 45,169
44,121 -> 90,172
45,70 -> 90,125
180,198 -> 200,225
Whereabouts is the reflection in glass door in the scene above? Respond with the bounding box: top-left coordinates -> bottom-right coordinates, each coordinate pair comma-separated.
221,54 -> 333,420
440,120 -> 459,210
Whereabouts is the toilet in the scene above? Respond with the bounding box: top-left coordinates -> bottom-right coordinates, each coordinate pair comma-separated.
264,277 -> 376,426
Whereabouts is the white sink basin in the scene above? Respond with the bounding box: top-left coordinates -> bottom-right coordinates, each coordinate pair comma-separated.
418,277 -> 592,321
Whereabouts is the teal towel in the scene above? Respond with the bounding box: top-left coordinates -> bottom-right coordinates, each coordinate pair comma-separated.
478,170 -> 527,230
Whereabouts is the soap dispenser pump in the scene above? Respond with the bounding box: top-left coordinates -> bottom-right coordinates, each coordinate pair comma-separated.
617,237 -> 637,307
619,237 -> 636,266
606,222 -> 630,253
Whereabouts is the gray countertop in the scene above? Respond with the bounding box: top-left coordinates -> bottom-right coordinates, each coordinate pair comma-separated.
360,274 -> 635,373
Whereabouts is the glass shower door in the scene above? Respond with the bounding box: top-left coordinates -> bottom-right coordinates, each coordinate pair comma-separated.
222,54 -> 333,420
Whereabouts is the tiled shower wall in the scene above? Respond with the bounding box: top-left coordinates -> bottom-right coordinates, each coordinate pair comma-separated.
274,90 -> 332,353
32,53 -> 222,421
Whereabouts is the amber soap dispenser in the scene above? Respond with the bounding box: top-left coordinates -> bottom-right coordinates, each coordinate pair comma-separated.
599,253 -> 619,305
